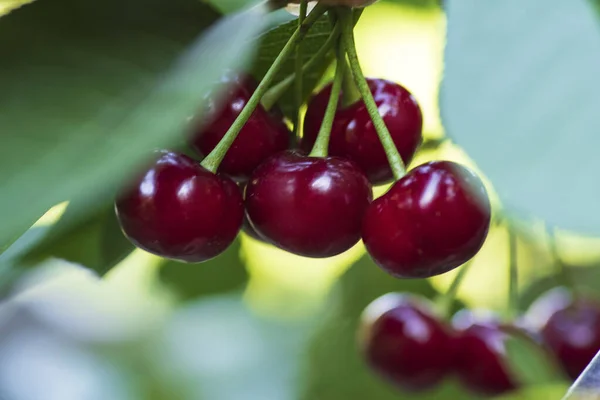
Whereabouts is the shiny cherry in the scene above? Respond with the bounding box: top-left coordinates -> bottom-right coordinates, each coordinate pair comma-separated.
362,161 -> 491,278
115,150 -> 244,262
538,294 -> 600,380
359,293 -> 454,391
302,78 -> 423,185
452,311 -> 518,396
245,150 -> 373,258
189,72 -> 290,182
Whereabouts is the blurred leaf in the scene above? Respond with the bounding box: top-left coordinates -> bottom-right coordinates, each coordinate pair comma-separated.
504,333 -> 564,387
0,0 -> 267,253
382,0 -> 440,8
153,293 -> 314,400
300,255 -> 474,399
159,238 -> 248,301
0,0 -> 35,17
205,0 -> 257,14
521,264 -> 600,309
0,226 -> 51,295
252,14 -> 335,120
441,0 -> 600,234
496,383 -> 570,400
22,201 -> 133,276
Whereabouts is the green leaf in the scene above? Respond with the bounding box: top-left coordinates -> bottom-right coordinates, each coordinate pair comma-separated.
252,14 -> 335,120
22,200 -> 134,276
441,0 -> 600,234
299,255 -> 471,400
158,238 -> 248,302
0,0 -> 267,252
382,0 -> 441,8
504,333 -> 564,387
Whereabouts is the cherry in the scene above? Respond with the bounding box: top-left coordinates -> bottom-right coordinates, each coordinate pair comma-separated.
538,293 -> 600,380
362,161 -> 491,278
302,78 -> 423,185
245,150 -> 373,258
115,150 -> 244,263
359,293 -> 454,391
189,72 -> 290,182
452,311 -> 518,396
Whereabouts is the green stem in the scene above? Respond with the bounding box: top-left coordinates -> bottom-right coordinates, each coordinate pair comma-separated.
309,35 -> 344,158
507,223 -> 519,320
436,261 -> 473,317
261,22 -> 341,111
547,225 -> 577,298
341,55 -> 361,107
293,1 -> 308,138
337,7 -> 406,181
201,4 -> 329,173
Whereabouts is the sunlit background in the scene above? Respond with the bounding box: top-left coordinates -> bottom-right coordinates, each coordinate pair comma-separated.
1,1 -> 599,399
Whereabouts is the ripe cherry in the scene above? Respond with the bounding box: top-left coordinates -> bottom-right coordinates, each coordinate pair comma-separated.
359,293 -> 454,391
452,311 -> 518,396
245,150 -> 373,258
302,78 -> 423,185
362,161 -> 491,278
189,72 -> 290,182
115,150 -> 244,263
537,291 -> 600,380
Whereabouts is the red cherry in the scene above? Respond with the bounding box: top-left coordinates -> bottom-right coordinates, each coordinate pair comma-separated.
245,150 -> 373,258
115,150 -> 244,262
359,293 -> 454,391
362,161 -> 491,278
452,311 -> 518,396
538,293 -> 600,380
302,78 -> 423,185
189,73 -> 290,182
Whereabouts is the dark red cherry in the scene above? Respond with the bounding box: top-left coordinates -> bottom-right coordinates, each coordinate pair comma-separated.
362,161 -> 491,278
189,73 -> 290,182
452,311 -> 518,396
538,293 -> 600,380
245,150 -> 373,258
302,78 -> 423,185
359,293 -> 454,391
115,150 -> 244,262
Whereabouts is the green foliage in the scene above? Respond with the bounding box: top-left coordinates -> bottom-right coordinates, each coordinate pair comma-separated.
0,0 -> 265,253
159,239 -> 248,301
504,333 -> 565,387
441,0 -> 600,234
252,15 -> 335,120
22,201 -> 134,276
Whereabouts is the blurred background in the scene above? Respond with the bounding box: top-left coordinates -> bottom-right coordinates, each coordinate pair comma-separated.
1,0 -> 599,399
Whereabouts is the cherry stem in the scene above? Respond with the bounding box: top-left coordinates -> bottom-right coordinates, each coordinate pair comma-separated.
547,225 -> 578,299
341,55 -> 361,107
293,0 -> 308,138
261,22 -> 341,111
507,222 -> 519,320
436,261 -> 473,317
337,6 -> 406,181
201,4 -> 329,173
309,34 -> 344,158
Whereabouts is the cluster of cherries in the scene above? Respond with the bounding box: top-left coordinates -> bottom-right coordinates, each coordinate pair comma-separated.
361,288 -> 600,395
115,72 -> 491,280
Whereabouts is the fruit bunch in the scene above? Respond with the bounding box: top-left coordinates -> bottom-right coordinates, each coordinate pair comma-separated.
114,3 -> 491,279
112,2 -> 598,395
359,294 -> 521,395
358,237 -> 600,396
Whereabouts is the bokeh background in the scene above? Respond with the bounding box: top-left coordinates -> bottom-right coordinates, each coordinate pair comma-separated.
1,0 -> 600,399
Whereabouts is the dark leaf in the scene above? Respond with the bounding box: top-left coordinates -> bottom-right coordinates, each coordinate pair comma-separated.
252,14 -> 335,120
158,238 -> 248,301
0,0 -> 267,251
22,200 -> 134,276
